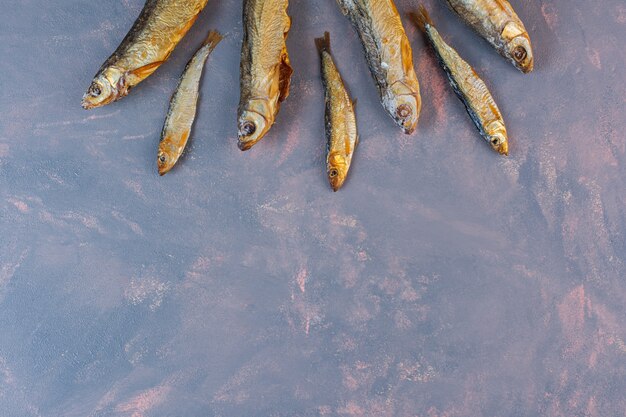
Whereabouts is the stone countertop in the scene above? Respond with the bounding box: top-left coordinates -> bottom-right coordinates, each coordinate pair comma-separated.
1,0 -> 625,416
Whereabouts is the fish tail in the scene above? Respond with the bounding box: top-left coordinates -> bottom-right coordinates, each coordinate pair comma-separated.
409,5 -> 433,32
202,30 -> 223,51
315,32 -> 331,55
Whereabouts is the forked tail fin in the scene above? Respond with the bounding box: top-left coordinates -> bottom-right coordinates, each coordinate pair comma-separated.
314,31 -> 331,55
202,30 -> 223,51
408,5 -> 434,33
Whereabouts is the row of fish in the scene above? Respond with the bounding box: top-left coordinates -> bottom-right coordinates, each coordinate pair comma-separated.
82,0 -> 534,189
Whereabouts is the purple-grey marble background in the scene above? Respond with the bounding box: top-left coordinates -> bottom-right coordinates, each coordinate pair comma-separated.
1,0 -> 625,416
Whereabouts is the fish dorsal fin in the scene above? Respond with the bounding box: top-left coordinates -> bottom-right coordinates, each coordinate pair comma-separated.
278,52 -> 293,103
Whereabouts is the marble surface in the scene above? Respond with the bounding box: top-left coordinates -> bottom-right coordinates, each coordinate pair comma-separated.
1,0 -> 625,416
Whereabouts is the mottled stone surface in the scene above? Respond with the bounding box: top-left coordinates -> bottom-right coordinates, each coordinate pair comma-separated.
1,0 -> 625,416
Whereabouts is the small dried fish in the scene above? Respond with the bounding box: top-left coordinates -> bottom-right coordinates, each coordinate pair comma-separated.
157,30 -> 222,176
82,0 -> 209,109
315,32 -> 358,192
336,0 -> 421,134
442,0 -> 533,73
237,0 -> 292,151
410,5 -> 509,155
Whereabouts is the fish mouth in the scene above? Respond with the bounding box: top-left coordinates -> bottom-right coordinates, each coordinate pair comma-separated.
237,140 -> 255,151
327,164 -> 346,192
496,141 -> 509,156
157,151 -> 173,175
81,95 -> 99,110
81,90 -> 117,110
390,85 -> 421,134
402,118 -> 417,135
508,35 -> 534,73
330,180 -> 343,192
329,175 -> 344,192
237,109 -> 269,151
397,104 -> 419,134
82,71 -> 128,109
519,59 -> 534,74
157,164 -> 170,176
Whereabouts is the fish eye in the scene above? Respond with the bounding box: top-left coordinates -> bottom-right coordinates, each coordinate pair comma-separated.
396,104 -> 412,120
158,154 -> 167,163
513,46 -> 527,62
240,121 -> 256,136
329,169 -> 339,178
491,138 -> 500,145
89,83 -> 102,97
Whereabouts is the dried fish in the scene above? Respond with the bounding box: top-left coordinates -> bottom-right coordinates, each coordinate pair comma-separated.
442,0 -> 533,73
315,32 -> 359,191
82,0 -> 209,109
336,0 -> 421,134
237,0 -> 292,151
157,30 -> 222,176
410,5 -> 509,155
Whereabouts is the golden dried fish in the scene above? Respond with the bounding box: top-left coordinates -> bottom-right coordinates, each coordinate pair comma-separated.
237,0 -> 292,151
315,32 -> 359,192
442,0 -> 533,73
82,0 -> 209,109
336,0 -> 421,134
410,5 -> 509,155
157,30 -> 222,176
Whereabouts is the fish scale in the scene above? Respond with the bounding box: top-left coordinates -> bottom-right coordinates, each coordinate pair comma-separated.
410,5 -> 509,155
336,0 -> 421,134
237,0 -> 292,151
82,0 -> 209,109
157,30 -> 222,176
442,0 -> 534,72
316,32 -> 358,192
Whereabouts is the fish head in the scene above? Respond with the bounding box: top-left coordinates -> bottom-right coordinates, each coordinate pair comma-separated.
389,81 -> 421,134
486,121 -> 509,156
327,151 -> 348,192
237,99 -> 272,151
157,141 -> 178,176
81,67 -> 128,109
501,22 -> 534,73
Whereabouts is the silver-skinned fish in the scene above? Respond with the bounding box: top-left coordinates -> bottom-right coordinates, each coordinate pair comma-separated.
410,5 -> 509,155
157,30 -> 222,176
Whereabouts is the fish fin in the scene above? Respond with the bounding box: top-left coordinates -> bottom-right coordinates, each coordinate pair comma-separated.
202,30 -> 223,50
314,32 -> 331,54
408,5 -> 433,32
278,52 -> 293,103
352,98 -> 357,109
128,61 -> 165,81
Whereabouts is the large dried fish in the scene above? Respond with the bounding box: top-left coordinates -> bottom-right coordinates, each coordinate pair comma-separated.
237,0 -> 292,151
315,32 -> 359,192
410,5 -> 509,155
442,0 -> 533,73
82,0 -> 209,109
157,30 -> 222,176
336,0 -> 421,134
